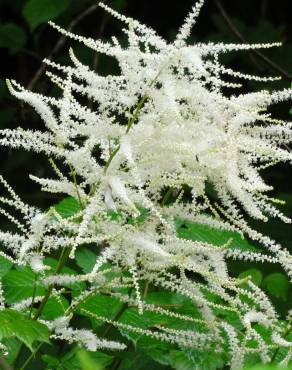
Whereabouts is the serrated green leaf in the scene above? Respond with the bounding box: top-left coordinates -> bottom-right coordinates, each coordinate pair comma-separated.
75,247 -> 96,274
262,273 -> 290,301
52,197 -> 81,219
2,267 -> 45,304
23,0 -> 71,30
176,218 -> 258,252
0,309 -> 49,351
0,23 -> 26,53
238,269 -> 263,286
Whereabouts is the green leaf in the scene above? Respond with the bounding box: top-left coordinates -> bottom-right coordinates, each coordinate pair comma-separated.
75,247 -> 96,274
168,351 -> 196,370
176,218 -> 258,251
44,346 -> 114,370
119,304 -> 201,344
3,267 -> 45,304
77,294 -> 123,323
169,349 -> 226,370
244,366 -> 288,370
0,255 -> 13,277
0,23 -> 27,53
262,273 -> 290,301
119,349 -> 167,370
23,0 -> 71,30
0,309 -> 49,351
81,350 -> 113,369
76,349 -> 104,370
52,197 -> 81,218
138,337 -> 174,366
42,354 -> 61,369
145,291 -> 200,317
2,337 -> 21,364
238,269 -> 263,286
41,296 -> 69,320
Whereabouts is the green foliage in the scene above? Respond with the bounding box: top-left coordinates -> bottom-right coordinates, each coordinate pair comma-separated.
0,255 -> 13,277
244,366 -> 290,370
167,350 -> 226,370
23,0 -> 71,30
41,296 -> 69,320
52,196 -> 81,218
0,23 -> 26,53
77,294 -> 123,322
3,266 -> 45,304
262,273 -> 290,301
42,348 -> 113,370
75,247 -> 96,273
0,309 -> 49,351
176,218 -> 257,251
77,350 -> 107,370
238,269 -> 263,286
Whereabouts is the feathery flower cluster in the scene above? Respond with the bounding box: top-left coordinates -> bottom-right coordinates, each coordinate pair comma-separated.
0,1 -> 292,367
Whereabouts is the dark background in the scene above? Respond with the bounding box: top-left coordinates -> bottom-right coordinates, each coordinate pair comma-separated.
0,0 -> 292,283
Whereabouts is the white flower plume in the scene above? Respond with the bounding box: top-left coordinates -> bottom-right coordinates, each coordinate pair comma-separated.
0,0 -> 292,366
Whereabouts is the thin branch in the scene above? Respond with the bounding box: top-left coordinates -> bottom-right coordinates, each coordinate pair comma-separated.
214,0 -> 292,80
28,1 -> 104,90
